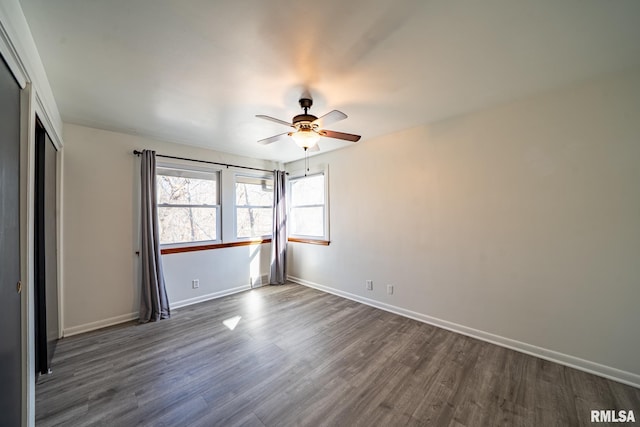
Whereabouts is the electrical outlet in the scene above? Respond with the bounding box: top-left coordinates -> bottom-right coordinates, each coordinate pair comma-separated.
387,284 -> 394,295
192,279 -> 200,289
366,280 -> 373,290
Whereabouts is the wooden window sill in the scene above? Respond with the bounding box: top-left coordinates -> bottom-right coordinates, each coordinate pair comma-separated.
157,237 -> 329,254
160,239 -> 271,255
287,238 -> 330,246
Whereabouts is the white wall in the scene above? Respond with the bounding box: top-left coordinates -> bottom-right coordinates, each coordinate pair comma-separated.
163,244 -> 271,308
62,123 -> 276,335
286,69 -> 640,385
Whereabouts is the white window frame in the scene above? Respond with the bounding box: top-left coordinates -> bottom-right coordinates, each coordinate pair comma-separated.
288,167 -> 329,241
156,162 -> 221,248
234,173 -> 274,240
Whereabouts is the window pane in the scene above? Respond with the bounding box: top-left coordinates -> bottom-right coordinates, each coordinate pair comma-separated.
290,174 -> 324,206
235,177 -> 273,206
157,175 -> 217,205
158,206 -> 217,244
290,206 -> 324,237
236,207 -> 273,238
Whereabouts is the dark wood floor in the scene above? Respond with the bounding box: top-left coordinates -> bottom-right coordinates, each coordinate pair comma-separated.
36,283 -> 639,426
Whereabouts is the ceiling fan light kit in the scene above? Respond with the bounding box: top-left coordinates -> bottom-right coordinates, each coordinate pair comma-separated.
256,96 -> 361,153
290,128 -> 320,149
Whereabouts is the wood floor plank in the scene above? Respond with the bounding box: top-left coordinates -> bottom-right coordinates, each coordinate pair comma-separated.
36,283 -> 639,426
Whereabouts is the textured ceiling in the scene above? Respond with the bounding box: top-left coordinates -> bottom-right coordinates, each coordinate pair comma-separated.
19,0 -> 640,162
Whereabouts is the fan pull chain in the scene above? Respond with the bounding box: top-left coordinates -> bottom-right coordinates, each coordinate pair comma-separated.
304,148 -> 309,176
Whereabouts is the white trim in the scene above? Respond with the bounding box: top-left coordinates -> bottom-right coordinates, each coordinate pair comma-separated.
0,10 -> 27,87
56,147 -> 64,339
0,0 -> 63,144
233,171 -> 274,240
62,284 -> 253,337
288,276 -> 640,389
171,285 -> 251,309
20,81 -> 35,427
156,162 -> 222,246
63,312 -> 139,337
288,167 -> 330,241
34,91 -> 62,149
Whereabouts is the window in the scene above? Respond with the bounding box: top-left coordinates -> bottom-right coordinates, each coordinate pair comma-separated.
289,172 -> 327,239
235,175 -> 273,238
156,166 -> 220,245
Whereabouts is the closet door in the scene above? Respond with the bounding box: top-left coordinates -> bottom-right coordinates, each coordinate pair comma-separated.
0,57 -> 22,425
34,119 -> 59,374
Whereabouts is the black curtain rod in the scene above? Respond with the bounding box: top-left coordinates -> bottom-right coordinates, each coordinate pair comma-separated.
133,150 -> 281,174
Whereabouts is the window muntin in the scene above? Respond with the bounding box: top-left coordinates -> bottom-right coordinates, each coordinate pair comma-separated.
289,173 -> 326,239
235,175 -> 273,238
157,166 -> 220,245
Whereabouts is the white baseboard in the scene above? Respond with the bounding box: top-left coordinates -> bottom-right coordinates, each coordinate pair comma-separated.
171,284 -> 251,309
288,276 -> 640,389
63,312 -> 139,337
63,285 -> 253,336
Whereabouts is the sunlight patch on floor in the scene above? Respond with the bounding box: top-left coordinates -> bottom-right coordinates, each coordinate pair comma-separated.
223,315 -> 242,330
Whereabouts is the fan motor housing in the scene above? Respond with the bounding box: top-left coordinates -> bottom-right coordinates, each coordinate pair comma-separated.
293,114 -> 318,129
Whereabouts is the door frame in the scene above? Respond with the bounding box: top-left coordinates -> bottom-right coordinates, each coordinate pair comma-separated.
20,79 -> 36,427
15,72 -> 63,427
1,5 -> 64,425
33,116 -> 60,375
20,83 -> 63,427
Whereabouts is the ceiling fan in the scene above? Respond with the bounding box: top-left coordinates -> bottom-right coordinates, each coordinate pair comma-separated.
256,97 -> 361,152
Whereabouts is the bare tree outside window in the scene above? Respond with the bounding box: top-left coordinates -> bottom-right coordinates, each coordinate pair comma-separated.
157,167 -> 219,244
235,175 -> 273,238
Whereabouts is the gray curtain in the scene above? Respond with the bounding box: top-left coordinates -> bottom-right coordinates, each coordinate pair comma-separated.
269,170 -> 288,285
139,150 -> 170,322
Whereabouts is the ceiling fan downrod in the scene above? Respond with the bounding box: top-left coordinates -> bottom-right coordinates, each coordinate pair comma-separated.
299,97 -> 313,115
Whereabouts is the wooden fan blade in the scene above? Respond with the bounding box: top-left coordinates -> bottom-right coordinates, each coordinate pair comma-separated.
312,110 -> 347,128
258,132 -> 290,145
255,115 -> 293,127
319,129 -> 361,142
308,144 -> 320,152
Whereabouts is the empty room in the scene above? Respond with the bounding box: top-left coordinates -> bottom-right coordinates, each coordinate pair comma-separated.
1,0 -> 639,425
